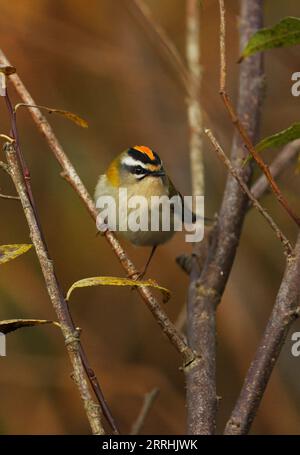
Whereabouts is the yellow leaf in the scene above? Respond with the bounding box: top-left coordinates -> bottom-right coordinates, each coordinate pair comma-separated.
0,319 -> 60,334
48,109 -> 88,128
66,276 -> 171,303
0,244 -> 32,265
15,103 -> 88,128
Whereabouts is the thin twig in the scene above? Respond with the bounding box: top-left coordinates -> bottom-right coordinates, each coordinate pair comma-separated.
224,235 -> 300,434
130,388 -> 160,435
175,303 -> 187,333
250,139 -> 300,201
0,192 -> 20,200
4,142 -> 104,435
0,160 -> 11,175
219,0 -> 226,93
205,128 -> 292,256
218,0 -> 300,228
0,50 -> 196,370
186,0 -> 204,197
126,0 -> 191,94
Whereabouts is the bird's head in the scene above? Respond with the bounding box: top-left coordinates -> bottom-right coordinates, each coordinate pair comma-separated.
106,145 -> 166,187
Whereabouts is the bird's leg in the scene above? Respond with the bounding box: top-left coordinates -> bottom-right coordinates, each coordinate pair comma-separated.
126,245 -> 158,281
139,245 -> 157,280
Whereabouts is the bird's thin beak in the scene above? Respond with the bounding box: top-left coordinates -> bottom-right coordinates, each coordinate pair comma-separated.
151,170 -> 165,177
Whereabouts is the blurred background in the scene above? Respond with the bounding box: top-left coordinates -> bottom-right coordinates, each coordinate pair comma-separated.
0,0 -> 299,435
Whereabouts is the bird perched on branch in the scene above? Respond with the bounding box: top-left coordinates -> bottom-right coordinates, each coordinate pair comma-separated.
95,145 -> 201,277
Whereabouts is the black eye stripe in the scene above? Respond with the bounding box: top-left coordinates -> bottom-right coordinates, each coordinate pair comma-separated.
128,148 -> 161,165
123,164 -> 148,175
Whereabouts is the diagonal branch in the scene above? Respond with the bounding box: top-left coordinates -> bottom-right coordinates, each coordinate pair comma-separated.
125,0 -> 191,95
218,0 -> 300,228
130,388 -> 159,435
205,128 -> 292,256
224,235 -> 300,434
250,139 -> 300,201
0,50 -> 196,370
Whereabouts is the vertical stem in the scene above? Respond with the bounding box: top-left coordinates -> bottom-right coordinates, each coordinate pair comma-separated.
185,0 -> 213,435
185,0 -> 264,434
186,0 -> 204,197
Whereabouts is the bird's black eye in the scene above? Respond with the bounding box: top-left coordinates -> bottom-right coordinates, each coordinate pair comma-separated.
134,165 -> 145,175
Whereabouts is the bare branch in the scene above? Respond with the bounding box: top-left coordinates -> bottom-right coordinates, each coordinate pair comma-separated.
0,192 -> 20,200
126,0 -> 190,94
218,0 -> 300,228
130,388 -> 160,435
186,0 -> 204,197
219,0 -> 226,92
224,235 -> 300,434
184,0 -> 264,434
205,128 -> 292,255
250,139 -> 300,201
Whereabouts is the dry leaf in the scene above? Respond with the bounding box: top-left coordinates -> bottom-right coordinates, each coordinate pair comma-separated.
66,276 -> 171,303
0,244 -> 32,265
0,319 -> 60,334
15,103 -> 88,128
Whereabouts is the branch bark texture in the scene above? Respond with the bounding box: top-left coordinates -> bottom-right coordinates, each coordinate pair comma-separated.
224,235 -> 300,434
185,0 -> 264,435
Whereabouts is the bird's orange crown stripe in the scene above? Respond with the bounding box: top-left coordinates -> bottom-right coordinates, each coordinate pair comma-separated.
133,145 -> 155,161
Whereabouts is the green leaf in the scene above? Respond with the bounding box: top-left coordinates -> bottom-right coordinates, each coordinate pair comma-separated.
256,123 -> 300,153
0,244 -> 32,265
0,319 -> 60,334
15,103 -> 88,128
66,276 -> 171,303
243,123 -> 300,166
239,17 -> 300,62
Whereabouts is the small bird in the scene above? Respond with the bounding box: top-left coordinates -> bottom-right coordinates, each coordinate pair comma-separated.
95,145 -> 197,278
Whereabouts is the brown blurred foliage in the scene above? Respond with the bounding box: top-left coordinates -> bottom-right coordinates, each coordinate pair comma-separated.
0,0 -> 300,434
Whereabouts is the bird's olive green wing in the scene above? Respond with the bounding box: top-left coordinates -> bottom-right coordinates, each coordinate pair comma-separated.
167,177 -> 196,222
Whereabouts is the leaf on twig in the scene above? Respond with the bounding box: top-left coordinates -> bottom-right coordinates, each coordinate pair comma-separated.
0,65 -> 16,76
256,123 -> 300,153
15,103 -> 88,128
66,276 -> 171,303
0,244 -> 32,265
239,17 -> 300,62
0,319 -> 60,334
243,123 -> 300,166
